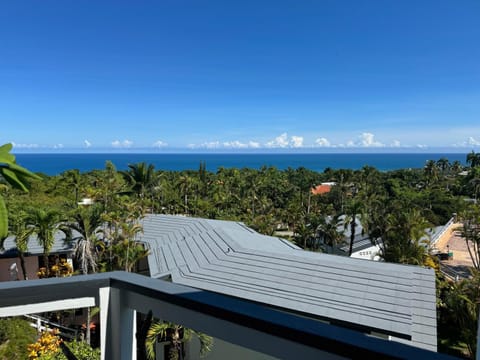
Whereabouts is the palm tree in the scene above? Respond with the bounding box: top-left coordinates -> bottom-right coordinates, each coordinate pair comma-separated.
67,204 -> 104,275
467,151 -> 480,168
424,160 -> 439,186
316,215 -> 344,254
343,199 -> 364,256
28,208 -> 66,277
177,175 -> 192,215
443,269 -> 480,358
8,212 -> 34,280
436,158 -> 450,175
145,321 -> 213,360
380,209 -> 431,265
451,160 -> 463,174
122,162 -> 157,200
93,161 -> 127,213
62,169 -> 82,205
68,204 -> 103,347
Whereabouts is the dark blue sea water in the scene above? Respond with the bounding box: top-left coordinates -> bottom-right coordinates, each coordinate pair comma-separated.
13,153 -> 468,176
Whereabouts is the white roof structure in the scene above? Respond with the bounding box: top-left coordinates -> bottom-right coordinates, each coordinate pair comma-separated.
138,214 -> 437,351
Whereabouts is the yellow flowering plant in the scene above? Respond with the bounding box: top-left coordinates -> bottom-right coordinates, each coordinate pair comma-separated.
37,259 -> 73,279
27,328 -> 62,359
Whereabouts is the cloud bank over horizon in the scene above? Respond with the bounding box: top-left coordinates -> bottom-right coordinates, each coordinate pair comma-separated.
6,132 -> 480,152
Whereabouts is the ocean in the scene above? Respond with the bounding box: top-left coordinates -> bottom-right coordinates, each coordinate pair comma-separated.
12,153 -> 469,176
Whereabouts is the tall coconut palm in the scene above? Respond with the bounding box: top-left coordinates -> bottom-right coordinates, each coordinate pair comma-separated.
62,169 -> 82,205
424,160 -> 439,186
122,162 -> 157,200
343,199 -> 364,256
93,161 -> 126,213
28,208 -> 66,277
177,175 -> 192,215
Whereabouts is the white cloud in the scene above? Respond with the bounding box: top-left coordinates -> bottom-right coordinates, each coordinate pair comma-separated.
359,132 -> 384,147
223,141 -> 248,149
290,136 -> 304,148
222,140 -> 264,149
153,140 -> 168,148
189,141 -> 221,149
468,137 -> 480,146
315,137 -> 331,147
266,133 -> 289,148
391,140 -> 401,147
453,136 -> 480,147
11,142 -> 39,149
204,141 -> 221,149
111,139 -> 133,148
84,140 -> 92,148
416,144 -> 428,148
344,133 -> 385,147
265,133 -> 304,148
53,144 -> 64,149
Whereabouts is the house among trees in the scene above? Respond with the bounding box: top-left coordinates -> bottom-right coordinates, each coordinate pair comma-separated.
316,215 -> 450,262
0,231 -> 76,281
138,214 -> 438,353
311,182 -> 335,195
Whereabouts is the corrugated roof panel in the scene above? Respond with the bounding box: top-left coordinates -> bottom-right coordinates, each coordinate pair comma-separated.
138,214 -> 437,351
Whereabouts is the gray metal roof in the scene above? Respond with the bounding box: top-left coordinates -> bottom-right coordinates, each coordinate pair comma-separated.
1,230 -> 77,257
138,214 -> 437,351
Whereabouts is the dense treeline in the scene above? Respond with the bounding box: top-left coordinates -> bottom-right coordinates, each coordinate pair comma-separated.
2,156 -> 475,269
5,158 -> 470,233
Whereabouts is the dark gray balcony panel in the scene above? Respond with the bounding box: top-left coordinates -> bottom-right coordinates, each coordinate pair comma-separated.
0,272 -> 454,359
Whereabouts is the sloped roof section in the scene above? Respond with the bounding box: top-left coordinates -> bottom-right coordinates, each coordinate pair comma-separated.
138,214 -> 437,352
1,230 -> 76,257
311,184 -> 333,195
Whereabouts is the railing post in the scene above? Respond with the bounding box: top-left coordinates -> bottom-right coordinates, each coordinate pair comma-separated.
100,287 -> 137,360
99,287 -> 109,360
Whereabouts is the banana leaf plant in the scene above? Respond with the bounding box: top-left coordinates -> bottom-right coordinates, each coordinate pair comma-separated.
0,143 -> 41,241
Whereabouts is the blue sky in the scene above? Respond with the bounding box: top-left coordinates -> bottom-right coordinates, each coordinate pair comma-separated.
1,0 -> 479,152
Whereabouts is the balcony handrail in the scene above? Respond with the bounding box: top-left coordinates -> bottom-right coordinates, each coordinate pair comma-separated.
0,272 -> 456,360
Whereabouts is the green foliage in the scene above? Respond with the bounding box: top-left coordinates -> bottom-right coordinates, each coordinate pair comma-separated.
35,340 -> 100,360
61,340 -> 100,360
0,143 -> 41,239
0,317 -> 37,360
438,270 -> 480,359
146,321 -> 213,360
0,196 -> 7,241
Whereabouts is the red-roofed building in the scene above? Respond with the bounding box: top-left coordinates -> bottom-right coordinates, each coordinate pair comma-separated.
311,182 -> 335,195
